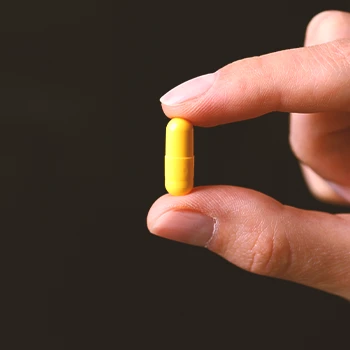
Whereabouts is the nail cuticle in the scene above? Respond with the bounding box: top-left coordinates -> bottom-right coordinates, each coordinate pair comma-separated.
204,217 -> 218,249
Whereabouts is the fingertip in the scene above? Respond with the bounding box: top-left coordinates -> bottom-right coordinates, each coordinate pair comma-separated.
147,193 -> 170,232
159,73 -> 217,106
147,187 -> 216,228
149,210 -> 216,246
159,71 -> 220,127
160,87 -> 223,127
306,10 -> 350,45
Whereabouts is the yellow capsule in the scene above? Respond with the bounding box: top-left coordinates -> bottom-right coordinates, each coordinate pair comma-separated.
165,118 -> 194,196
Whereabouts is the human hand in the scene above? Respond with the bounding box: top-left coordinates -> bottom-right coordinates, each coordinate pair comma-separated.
147,11 -> 350,300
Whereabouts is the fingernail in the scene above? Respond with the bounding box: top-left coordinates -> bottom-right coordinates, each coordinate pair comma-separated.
150,211 -> 215,246
160,73 -> 216,106
327,182 -> 350,202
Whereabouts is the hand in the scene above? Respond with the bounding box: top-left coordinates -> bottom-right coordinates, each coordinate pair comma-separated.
147,11 -> 350,300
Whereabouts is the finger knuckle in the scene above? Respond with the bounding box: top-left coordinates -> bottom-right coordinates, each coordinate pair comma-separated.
328,39 -> 350,67
225,55 -> 281,111
306,10 -> 350,40
246,216 -> 293,277
208,197 -> 294,278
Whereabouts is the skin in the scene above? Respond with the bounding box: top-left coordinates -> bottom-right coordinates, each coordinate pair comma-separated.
147,11 -> 350,300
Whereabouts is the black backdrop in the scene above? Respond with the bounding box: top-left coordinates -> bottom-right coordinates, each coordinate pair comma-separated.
1,1 -> 349,349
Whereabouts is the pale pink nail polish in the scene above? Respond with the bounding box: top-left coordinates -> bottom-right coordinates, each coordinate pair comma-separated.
160,73 -> 216,106
150,211 -> 215,247
327,182 -> 350,203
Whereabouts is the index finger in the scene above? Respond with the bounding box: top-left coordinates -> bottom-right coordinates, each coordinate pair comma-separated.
160,40 -> 350,127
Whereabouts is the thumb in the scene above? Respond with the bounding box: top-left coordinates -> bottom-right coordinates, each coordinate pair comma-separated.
148,186 -> 350,299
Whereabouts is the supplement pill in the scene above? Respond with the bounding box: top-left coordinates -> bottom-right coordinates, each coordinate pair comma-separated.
165,118 -> 194,196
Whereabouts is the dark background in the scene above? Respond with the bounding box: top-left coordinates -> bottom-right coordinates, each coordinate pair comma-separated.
0,0 -> 349,349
